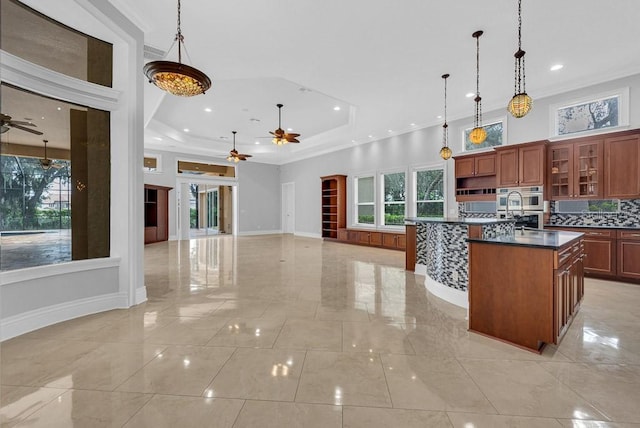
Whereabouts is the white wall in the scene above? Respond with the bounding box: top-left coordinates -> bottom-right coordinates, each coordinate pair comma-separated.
144,149 -> 282,236
281,73 -> 640,236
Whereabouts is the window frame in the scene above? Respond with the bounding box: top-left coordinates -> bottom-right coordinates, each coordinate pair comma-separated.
379,168 -> 407,229
353,173 -> 376,227
412,163 -> 447,219
461,116 -> 507,152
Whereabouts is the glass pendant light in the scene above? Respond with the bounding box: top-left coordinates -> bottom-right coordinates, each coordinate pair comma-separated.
439,73 -> 452,160
508,0 -> 533,118
469,30 -> 487,145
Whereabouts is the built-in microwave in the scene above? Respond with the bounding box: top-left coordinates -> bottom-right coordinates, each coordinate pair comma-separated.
496,186 -> 544,212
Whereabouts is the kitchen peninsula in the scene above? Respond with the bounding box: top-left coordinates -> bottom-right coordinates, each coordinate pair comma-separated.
405,217 -> 515,308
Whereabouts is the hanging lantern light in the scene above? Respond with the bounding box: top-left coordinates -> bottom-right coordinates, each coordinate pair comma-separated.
508,0 -> 533,118
470,30 -> 486,145
439,73 -> 452,160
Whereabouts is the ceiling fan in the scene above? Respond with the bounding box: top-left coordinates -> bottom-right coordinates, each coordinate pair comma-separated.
226,131 -> 252,162
40,139 -> 65,170
269,104 -> 300,145
0,113 -> 43,135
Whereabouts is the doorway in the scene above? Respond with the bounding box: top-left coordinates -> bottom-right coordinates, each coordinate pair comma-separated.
181,182 -> 235,239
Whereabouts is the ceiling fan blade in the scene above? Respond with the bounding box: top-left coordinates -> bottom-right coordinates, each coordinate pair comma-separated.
0,125 -> 9,134
11,124 -> 43,135
0,113 -> 12,121
10,120 -> 36,126
285,133 -> 300,138
238,153 -> 252,158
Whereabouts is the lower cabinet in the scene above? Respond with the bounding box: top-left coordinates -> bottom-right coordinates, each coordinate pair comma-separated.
554,241 -> 584,342
336,228 -> 405,251
546,226 -> 639,283
618,230 -> 640,280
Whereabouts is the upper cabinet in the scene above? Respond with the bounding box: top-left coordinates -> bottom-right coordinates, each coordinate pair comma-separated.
454,152 -> 497,201
495,141 -> 546,187
455,152 -> 496,177
549,139 -> 603,200
604,134 -> 640,198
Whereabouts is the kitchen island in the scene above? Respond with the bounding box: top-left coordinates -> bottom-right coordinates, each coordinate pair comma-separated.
467,229 -> 585,352
405,217 -> 515,308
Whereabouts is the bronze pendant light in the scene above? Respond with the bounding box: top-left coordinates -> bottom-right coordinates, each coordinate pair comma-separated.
469,30 -> 487,145
508,0 -> 533,118
439,73 -> 452,160
143,0 -> 211,97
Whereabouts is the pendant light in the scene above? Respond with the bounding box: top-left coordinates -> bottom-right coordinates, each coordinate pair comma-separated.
469,30 -> 487,145
439,74 -> 452,160
507,0 -> 533,118
143,0 -> 211,97
40,139 -> 52,170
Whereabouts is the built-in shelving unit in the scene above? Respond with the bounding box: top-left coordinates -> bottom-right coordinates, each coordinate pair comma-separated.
144,184 -> 172,244
321,175 -> 346,239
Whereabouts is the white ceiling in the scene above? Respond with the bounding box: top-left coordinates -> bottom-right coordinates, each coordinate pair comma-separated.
114,0 -> 640,164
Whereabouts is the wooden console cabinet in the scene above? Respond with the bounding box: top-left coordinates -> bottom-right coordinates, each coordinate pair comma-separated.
454,152 -> 497,201
144,185 -> 172,244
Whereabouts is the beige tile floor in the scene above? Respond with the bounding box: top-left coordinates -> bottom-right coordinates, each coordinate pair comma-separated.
1,234 -> 640,427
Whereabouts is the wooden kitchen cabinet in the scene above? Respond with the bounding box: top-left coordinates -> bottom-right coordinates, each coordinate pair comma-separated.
604,134 -> 640,199
495,141 -> 546,187
454,152 -> 497,201
548,139 -> 603,199
617,230 -> 640,280
553,240 -> 584,342
337,228 -> 405,251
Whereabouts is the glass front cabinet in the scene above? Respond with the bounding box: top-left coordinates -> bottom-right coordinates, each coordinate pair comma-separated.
549,140 -> 603,200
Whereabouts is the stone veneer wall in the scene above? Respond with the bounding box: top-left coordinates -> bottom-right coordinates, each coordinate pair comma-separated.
549,199 -> 640,228
416,221 -> 514,292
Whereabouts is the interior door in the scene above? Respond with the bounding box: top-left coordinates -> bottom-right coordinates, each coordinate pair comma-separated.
282,182 -> 295,234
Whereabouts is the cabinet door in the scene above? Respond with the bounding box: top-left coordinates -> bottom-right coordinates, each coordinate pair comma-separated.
396,234 -> 406,250
549,143 -> 573,199
358,231 -> 371,245
618,240 -> 640,280
370,232 -> 383,246
475,153 -> 497,176
582,238 -> 616,276
496,148 -> 519,187
455,157 -> 476,178
519,144 -> 545,186
605,135 -> 640,198
574,140 -> 603,198
382,233 -> 397,248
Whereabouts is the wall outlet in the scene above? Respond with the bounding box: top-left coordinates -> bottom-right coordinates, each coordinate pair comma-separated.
452,271 -> 459,282
583,217 -> 594,224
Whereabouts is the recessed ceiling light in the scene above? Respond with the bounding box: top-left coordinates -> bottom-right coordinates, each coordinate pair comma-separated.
333,106 -> 341,111
550,64 -> 564,71
255,141 -> 260,145
57,107 -> 62,111
351,139 -> 356,143
204,107 -> 212,112
388,130 -> 393,133
287,128 -> 293,131
436,115 -> 443,119
41,116 -> 45,120
465,92 -> 475,98
183,128 -> 190,132
410,123 -> 416,126
368,135 -> 373,138
153,137 -> 163,141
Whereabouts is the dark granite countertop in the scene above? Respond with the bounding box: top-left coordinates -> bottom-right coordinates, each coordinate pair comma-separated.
545,224 -> 639,230
467,229 -> 584,249
405,217 -> 515,226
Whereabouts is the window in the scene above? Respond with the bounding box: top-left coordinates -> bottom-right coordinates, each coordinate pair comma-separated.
463,120 -> 504,151
177,160 -> 235,178
415,168 -> 445,217
143,156 -> 158,172
355,176 -> 375,225
381,171 -> 405,226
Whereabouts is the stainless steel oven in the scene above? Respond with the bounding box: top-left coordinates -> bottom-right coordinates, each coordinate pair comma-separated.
497,186 -> 544,212
497,210 -> 544,229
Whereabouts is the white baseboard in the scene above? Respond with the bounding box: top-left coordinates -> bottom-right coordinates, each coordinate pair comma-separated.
238,230 -> 283,236
424,275 -> 468,309
294,232 -> 322,239
415,264 -> 427,276
134,286 -> 147,305
1,292 -> 129,342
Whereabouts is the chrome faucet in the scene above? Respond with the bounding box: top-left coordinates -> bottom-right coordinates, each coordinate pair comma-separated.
506,190 -> 525,218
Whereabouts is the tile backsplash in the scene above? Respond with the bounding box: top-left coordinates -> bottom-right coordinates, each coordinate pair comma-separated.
548,199 -> 640,228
